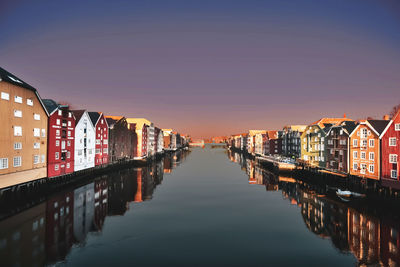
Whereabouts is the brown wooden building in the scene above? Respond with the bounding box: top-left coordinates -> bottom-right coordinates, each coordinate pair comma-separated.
0,67 -> 49,188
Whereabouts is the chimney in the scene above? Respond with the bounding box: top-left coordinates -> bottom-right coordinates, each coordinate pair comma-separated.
383,114 -> 390,121
343,113 -> 346,118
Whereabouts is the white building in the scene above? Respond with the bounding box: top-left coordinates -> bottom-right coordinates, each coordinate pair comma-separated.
72,110 -> 96,171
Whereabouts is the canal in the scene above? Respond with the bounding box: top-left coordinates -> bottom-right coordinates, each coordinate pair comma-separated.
0,144 -> 399,266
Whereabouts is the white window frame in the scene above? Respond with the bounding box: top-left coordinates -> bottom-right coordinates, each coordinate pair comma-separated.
14,96 -> 22,103
369,139 -> 374,147
14,110 -> 22,118
13,156 -> 22,167
353,139 -> 358,147
41,154 -> 45,163
33,142 -> 40,149
369,152 -> 374,161
391,170 -> 398,179
27,99 -> 33,106
34,114 -> 40,120
353,151 -> 358,159
14,126 -> 22,136
55,152 -> 59,160
395,124 -> 400,131
33,155 -> 40,164
353,162 -> 358,170
389,154 -> 398,164
0,158 -> 8,169
1,92 -> 10,100
14,142 -> 22,150
361,151 -> 366,159
33,128 -> 40,137
369,164 -> 374,173
389,137 -> 396,147
41,129 -> 46,137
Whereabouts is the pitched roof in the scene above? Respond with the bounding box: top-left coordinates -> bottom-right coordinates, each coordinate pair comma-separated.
105,115 -> 123,121
88,112 -> 101,126
106,117 -> 117,128
367,120 -> 390,135
267,130 -> 278,139
310,117 -> 354,128
42,99 -> 59,115
0,67 -> 37,91
71,110 -> 86,122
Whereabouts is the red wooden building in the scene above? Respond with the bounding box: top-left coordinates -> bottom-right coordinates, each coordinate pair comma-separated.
380,112 -> 400,189
89,112 -> 109,166
43,99 -> 75,178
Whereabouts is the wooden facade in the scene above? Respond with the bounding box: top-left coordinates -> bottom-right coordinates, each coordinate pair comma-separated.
0,68 -> 48,185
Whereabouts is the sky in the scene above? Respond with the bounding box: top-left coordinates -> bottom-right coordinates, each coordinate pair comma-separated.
1,0 -> 400,138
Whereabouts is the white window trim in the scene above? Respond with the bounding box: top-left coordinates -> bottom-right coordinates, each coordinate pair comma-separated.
0,158 -> 8,169
389,137 -> 396,147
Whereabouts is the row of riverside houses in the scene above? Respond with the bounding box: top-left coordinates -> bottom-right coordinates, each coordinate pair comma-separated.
227,112 -> 400,189
0,67 -> 189,188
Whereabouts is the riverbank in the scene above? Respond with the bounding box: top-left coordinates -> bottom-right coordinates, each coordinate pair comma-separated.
228,148 -> 400,201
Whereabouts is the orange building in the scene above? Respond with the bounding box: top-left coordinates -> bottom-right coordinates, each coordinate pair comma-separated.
349,120 -> 389,180
0,67 -> 49,188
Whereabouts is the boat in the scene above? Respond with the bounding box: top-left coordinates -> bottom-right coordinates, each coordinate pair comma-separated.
336,189 -> 366,201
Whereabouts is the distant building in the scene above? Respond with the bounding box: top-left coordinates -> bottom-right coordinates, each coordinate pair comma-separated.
281,125 -> 307,158
43,99 -> 76,177
72,110 -> 96,171
301,117 -> 353,168
0,67 -> 48,185
266,130 -> 282,155
106,116 -> 135,162
126,118 -> 152,159
325,121 -> 357,174
88,112 -> 109,166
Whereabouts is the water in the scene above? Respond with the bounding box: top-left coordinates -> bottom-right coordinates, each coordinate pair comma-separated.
0,145 -> 399,266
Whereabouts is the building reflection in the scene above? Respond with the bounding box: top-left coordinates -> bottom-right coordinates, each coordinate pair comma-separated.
228,150 -> 400,266
0,150 -> 190,266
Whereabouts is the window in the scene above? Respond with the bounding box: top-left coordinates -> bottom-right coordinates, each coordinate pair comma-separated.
361,152 -> 366,159
369,164 -> 374,173
389,138 -> 396,146
41,155 -> 45,163
339,139 -> 346,145
95,149 -> 101,154
41,129 -> 45,137
361,139 -> 367,147
395,124 -> 400,131
96,139 -> 101,145
339,150 -> 343,155
1,92 -> 9,100
34,114 -> 40,120
361,128 -> 367,138
101,119 -> 104,124
66,163 -> 70,168
389,154 -> 398,164
68,131 -> 71,137
67,141 -> 71,147
55,152 -> 59,160
68,112 -> 72,118
369,152 -> 374,161
33,142 -> 40,149
55,164 -> 59,171
27,99 -> 33,106
360,164 -> 367,173
0,158 -> 8,169
68,121 -> 71,127
33,128 -> 40,137
369,139 -> 374,147
353,139 -> 358,147
56,140 -> 60,147
392,170 -> 398,179
103,139 -> 108,145
14,110 -> 22,117
13,156 -> 22,167
14,142 -> 22,150
58,110 -> 62,116
14,96 -> 22,103
67,151 -> 70,158
33,155 -> 40,164
14,126 -> 22,136
56,119 -> 60,125
103,148 -> 108,154
353,151 -> 358,159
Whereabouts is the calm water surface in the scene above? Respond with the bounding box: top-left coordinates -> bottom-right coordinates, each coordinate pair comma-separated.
1,145 -> 399,266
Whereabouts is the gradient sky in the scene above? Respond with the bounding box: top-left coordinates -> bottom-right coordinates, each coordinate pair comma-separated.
1,0 -> 400,138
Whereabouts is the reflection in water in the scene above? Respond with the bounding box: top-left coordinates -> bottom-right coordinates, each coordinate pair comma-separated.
228,150 -> 400,266
0,150 -> 190,266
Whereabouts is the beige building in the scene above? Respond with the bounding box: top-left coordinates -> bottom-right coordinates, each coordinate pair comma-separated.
0,67 -> 49,188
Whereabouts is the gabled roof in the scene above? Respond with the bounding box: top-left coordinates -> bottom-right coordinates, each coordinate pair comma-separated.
88,112 -> 101,126
71,110 -> 86,122
267,131 -> 278,139
0,67 -> 37,92
367,120 -> 390,135
310,117 -> 354,128
42,99 -> 59,115
380,110 -> 400,138
283,125 -> 307,132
